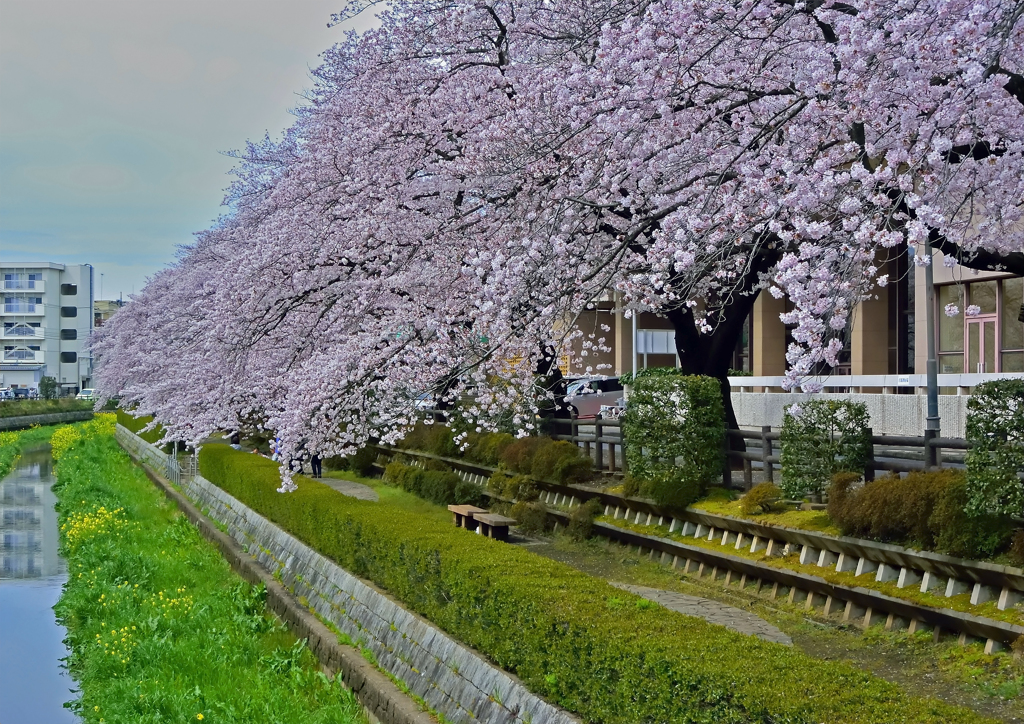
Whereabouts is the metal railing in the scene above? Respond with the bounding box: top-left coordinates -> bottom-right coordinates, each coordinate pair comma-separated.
3,280 -> 41,291
2,304 -> 41,314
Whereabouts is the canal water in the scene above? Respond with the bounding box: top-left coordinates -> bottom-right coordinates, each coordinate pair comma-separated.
0,446 -> 78,723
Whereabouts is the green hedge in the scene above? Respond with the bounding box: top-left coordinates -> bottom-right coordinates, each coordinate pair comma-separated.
780,399 -> 871,498
620,369 -> 725,508
382,461 -> 483,506
197,443 -> 989,724
115,409 -> 166,445
966,379 -> 1024,518
0,397 -> 94,418
829,470 -> 1013,559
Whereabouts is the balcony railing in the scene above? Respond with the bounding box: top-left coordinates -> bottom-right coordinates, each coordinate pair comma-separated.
2,304 -> 43,315
2,349 -> 42,363
2,280 -> 44,292
3,326 -> 39,338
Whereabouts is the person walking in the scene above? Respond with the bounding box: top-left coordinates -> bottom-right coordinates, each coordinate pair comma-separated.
311,453 -> 322,478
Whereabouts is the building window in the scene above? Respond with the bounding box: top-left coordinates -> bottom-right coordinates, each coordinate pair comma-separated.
60,306 -> 77,318
60,283 -> 78,295
60,352 -> 77,363
936,278 -> 1024,374
60,329 -> 78,341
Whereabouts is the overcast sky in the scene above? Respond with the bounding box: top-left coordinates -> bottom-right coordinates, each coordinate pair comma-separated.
0,1 -> 375,300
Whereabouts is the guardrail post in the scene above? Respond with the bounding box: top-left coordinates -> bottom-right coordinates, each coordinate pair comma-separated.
864,427 -> 875,482
594,419 -> 604,470
924,428 -> 938,470
760,426 -> 774,483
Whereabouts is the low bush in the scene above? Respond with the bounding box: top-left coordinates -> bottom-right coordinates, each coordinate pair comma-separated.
620,369 -> 725,509
567,498 -> 602,540
1010,530 -> 1024,567
198,442 -> 989,724
382,461 -> 482,506
739,482 -> 781,515
397,422 -> 458,457
828,469 -> 1013,558
499,436 -> 594,485
487,470 -> 539,502
509,501 -> 548,534
464,431 -> 515,466
780,399 -> 871,498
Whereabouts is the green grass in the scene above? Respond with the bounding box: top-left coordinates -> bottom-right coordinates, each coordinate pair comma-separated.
0,397 -> 94,418
688,487 -> 842,535
323,470 -> 451,520
51,419 -> 365,724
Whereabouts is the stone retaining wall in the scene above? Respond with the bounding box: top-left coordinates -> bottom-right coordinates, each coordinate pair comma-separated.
115,425 -> 578,724
0,410 -> 94,431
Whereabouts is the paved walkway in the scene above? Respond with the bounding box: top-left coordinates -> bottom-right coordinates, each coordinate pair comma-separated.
610,583 -> 792,646
321,477 -> 379,502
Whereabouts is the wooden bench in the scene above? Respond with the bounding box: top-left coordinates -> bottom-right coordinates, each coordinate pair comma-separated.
473,513 -> 518,542
448,504 -> 488,531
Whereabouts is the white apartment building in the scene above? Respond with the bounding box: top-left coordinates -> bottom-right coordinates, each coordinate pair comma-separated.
1,262 -> 94,395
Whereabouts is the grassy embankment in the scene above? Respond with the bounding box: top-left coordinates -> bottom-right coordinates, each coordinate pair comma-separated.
199,443 -> 995,724
0,397 -> 95,418
49,417 -> 364,724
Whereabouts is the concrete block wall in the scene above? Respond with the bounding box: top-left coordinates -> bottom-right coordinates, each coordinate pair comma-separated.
732,392 -> 968,437
115,424 -> 169,472
179,471 -> 578,724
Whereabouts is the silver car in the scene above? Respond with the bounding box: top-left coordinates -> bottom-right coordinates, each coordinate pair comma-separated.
564,377 -> 624,419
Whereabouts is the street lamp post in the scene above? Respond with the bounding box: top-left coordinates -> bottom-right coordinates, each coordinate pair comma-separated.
923,240 -> 940,467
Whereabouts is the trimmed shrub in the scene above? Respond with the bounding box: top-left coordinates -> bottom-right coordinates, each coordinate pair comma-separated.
326,447 -> 379,476
828,469 -> 1013,558
567,498 -> 602,540
509,501 -> 548,535
197,443 -> 987,724
739,482 -> 781,515
398,423 -> 458,457
780,399 -> 870,498
499,436 -> 594,485
382,461 -> 480,506
620,370 -> 725,509
464,432 -> 516,466
486,470 -> 539,502
966,379 -> 1024,518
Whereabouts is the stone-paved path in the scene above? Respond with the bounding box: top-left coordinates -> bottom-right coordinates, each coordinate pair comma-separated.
321,477 -> 379,502
610,583 -> 792,646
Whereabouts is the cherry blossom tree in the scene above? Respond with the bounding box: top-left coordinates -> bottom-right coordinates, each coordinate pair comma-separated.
93,0 -> 1024,486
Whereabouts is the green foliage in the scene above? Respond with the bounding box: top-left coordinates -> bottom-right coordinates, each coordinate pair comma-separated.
0,397 -> 93,418
567,498 -> 602,540
620,370 -> 725,509
52,425 -> 362,724
383,461 -> 482,506
39,376 -> 59,399
739,482 -> 781,515
509,501 -> 548,534
496,436 -> 594,484
828,469 -> 1013,558
398,422 -> 458,457
115,409 -> 165,445
463,431 -> 515,466
965,379 -> 1024,518
780,399 -> 871,497
487,470 -> 538,501
196,443 -> 989,724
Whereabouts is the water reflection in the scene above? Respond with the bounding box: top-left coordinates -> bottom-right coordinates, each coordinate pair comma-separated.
0,446 -> 78,723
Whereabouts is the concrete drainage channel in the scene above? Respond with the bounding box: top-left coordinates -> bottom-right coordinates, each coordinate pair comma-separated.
383,447 -> 1024,653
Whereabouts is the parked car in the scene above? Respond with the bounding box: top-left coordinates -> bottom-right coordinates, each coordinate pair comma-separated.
564,376 -> 624,419
0,388 -> 13,400
76,388 -> 95,400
